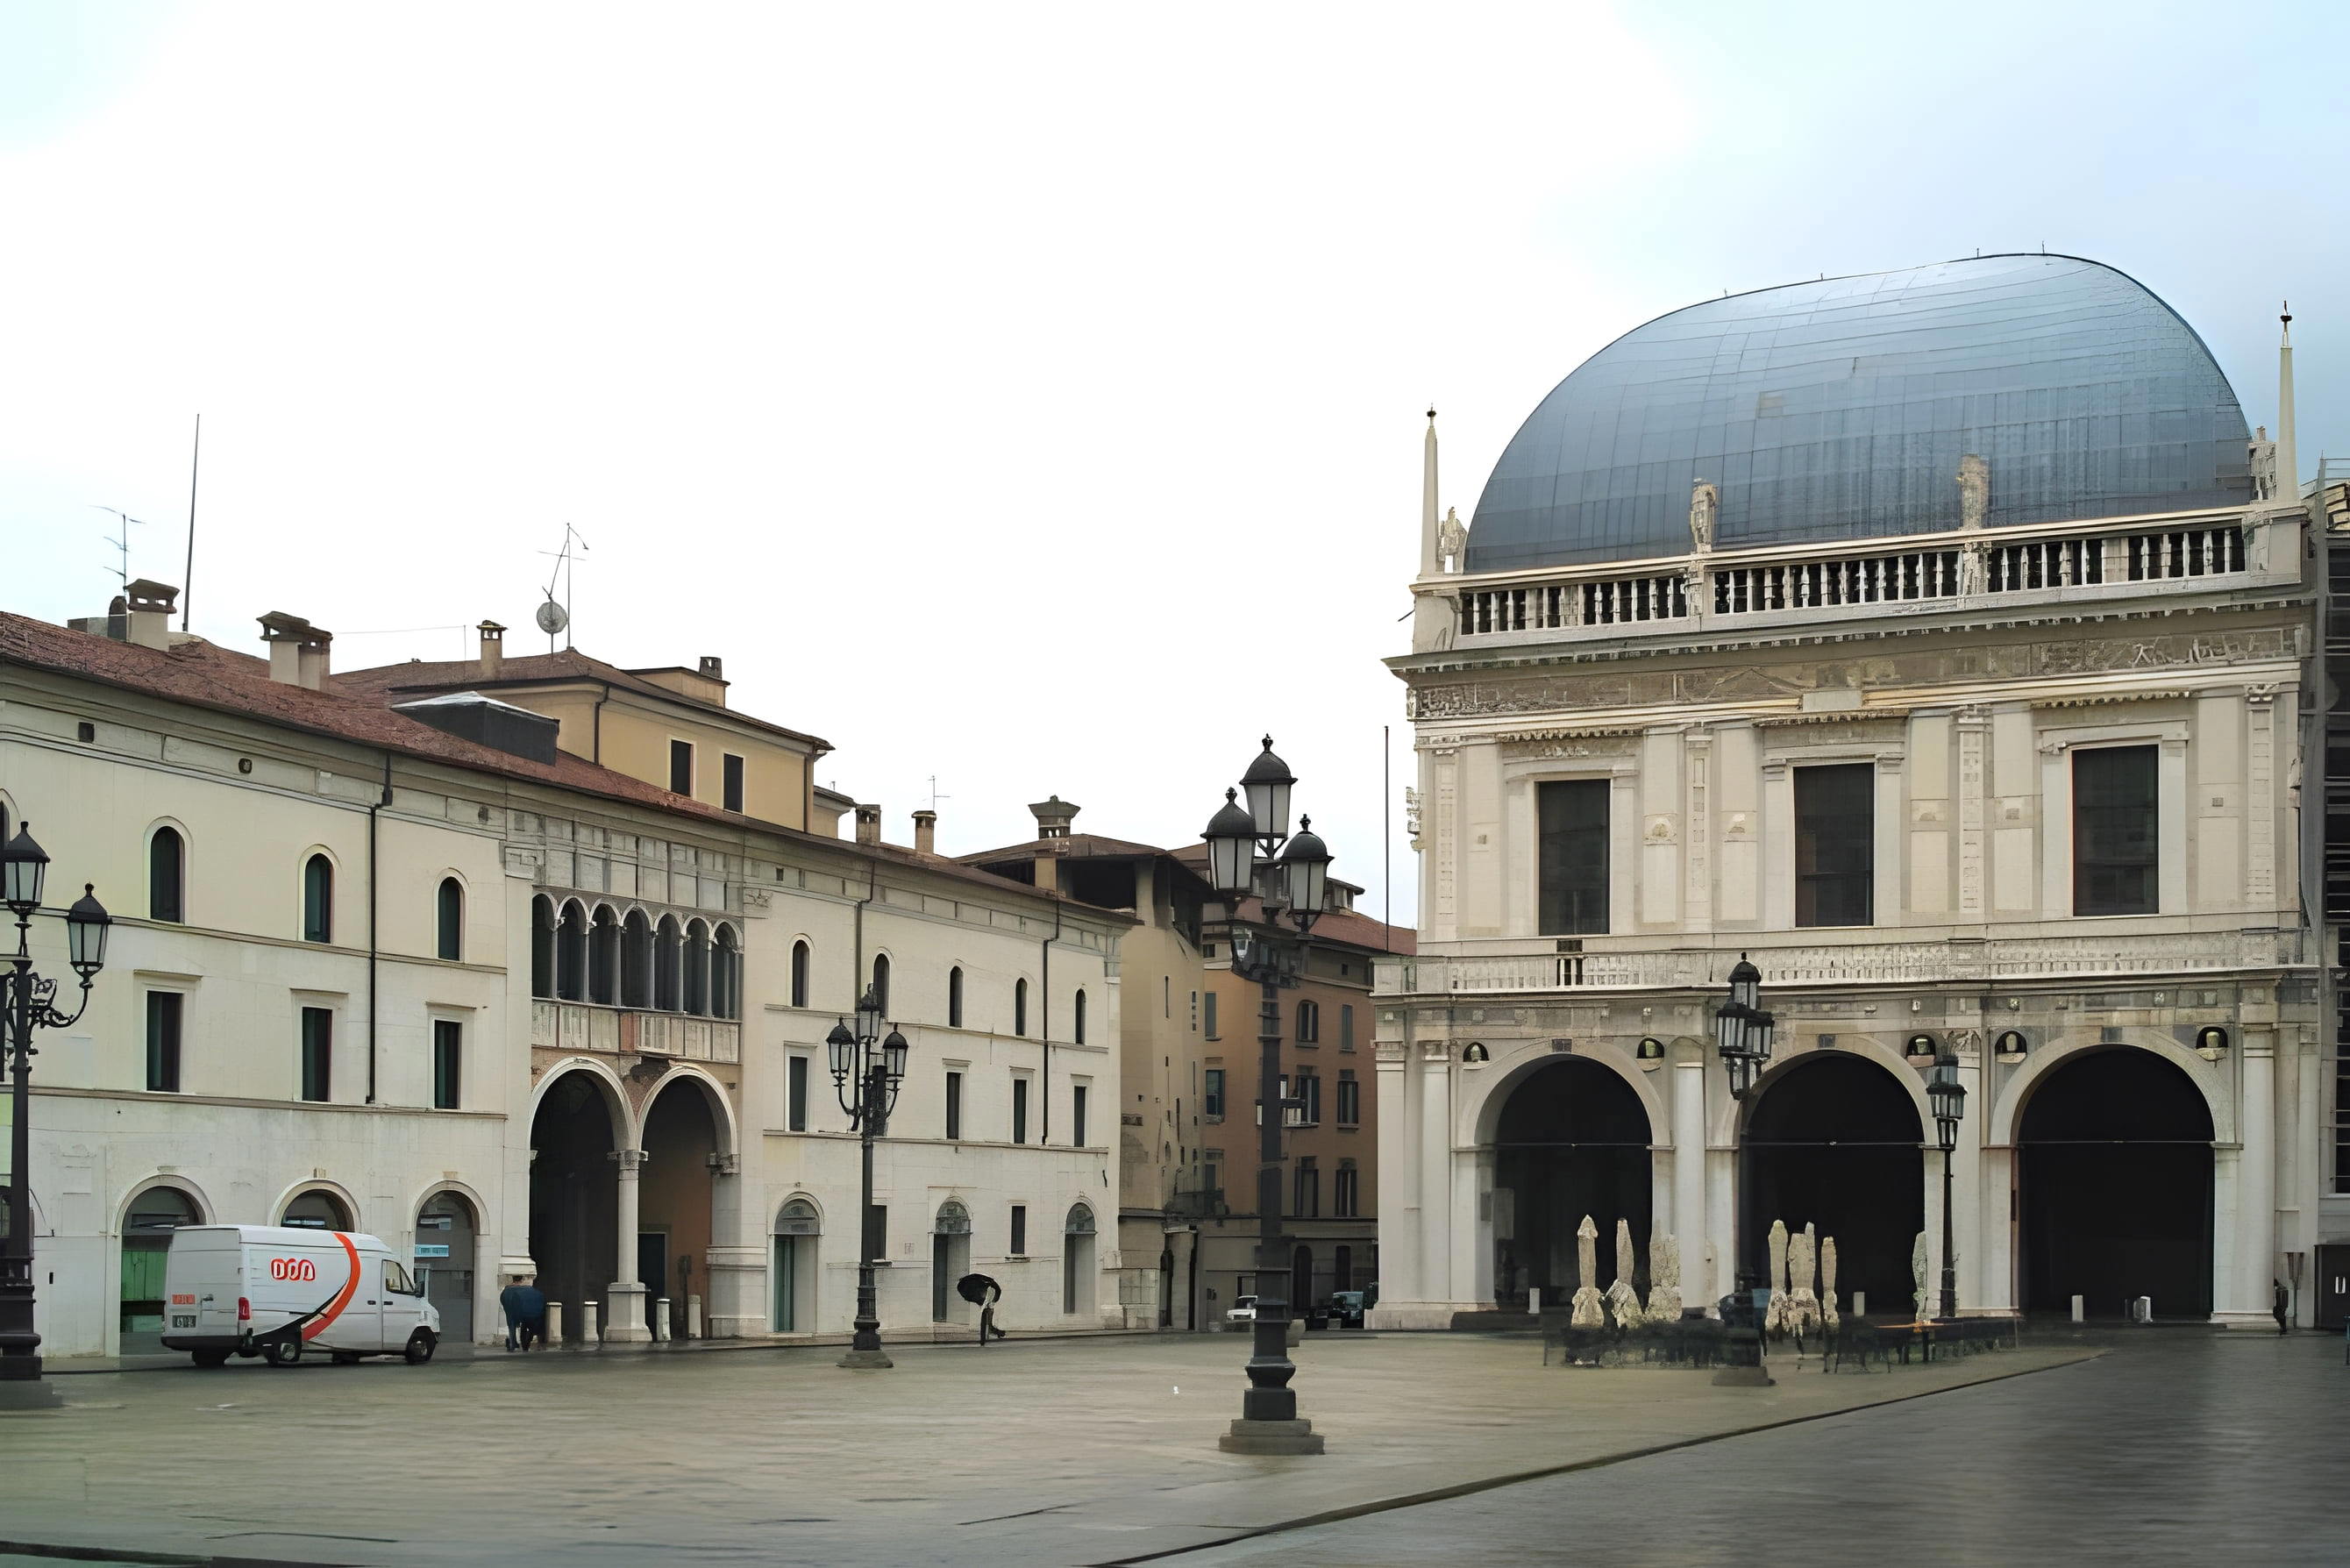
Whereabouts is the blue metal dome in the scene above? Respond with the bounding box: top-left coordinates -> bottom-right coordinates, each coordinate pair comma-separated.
1463,255 -> 2253,574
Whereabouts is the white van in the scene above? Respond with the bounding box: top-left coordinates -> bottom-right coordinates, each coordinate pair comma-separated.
160,1225 -> 440,1368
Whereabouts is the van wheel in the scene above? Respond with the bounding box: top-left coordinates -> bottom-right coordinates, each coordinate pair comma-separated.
404,1331 -> 436,1365
331,1351 -> 362,1365
263,1338 -> 303,1366
191,1351 -> 230,1369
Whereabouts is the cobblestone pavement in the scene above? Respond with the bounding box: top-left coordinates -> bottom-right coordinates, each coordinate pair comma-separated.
0,1329 -> 2100,1566
1166,1330 -> 2350,1568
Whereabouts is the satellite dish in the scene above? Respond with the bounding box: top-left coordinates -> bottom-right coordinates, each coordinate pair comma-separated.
535,598 -> 569,636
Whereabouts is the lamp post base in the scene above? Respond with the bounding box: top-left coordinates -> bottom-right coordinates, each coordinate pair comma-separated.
1711,1364 -> 1775,1387
0,1377 -> 64,1411
1219,1417 -> 1324,1455
837,1347 -> 894,1370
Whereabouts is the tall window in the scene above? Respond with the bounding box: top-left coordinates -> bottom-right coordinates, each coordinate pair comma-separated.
669,739 -> 694,795
1072,1084 -> 1089,1147
1010,1203 -> 1028,1256
1204,1067 -> 1225,1118
1336,1070 -> 1360,1126
713,925 -> 741,1020
1296,1000 -> 1320,1043
146,992 -> 182,1093
1292,1158 -> 1320,1218
1072,988 -> 1087,1045
1795,763 -> 1875,928
948,966 -> 965,1028
723,753 -> 745,813
431,1019 -> 462,1109
1537,779 -> 1610,934
1204,990 -> 1219,1039
1295,1071 -> 1321,1126
1012,1077 -> 1029,1144
1015,977 -> 1029,1037
945,1070 -> 964,1140
787,1055 -> 809,1132
149,827 -> 183,923
871,953 -> 891,1015
1340,1003 -> 1354,1051
531,895 -> 556,999
790,940 -> 811,1008
302,854 -> 333,944
436,877 -> 463,961
1334,1163 -> 1359,1217
299,1007 -> 332,1101
2075,745 -> 2160,916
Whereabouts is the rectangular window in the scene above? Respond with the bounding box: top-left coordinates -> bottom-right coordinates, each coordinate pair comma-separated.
945,1070 -> 964,1140
145,992 -> 182,1093
1012,1077 -> 1029,1144
1292,1159 -> 1319,1218
787,1055 -> 809,1132
1204,991 -> 1219,1040
1537,779 -> 1611,934
1340,1003 -> 1354,1051
1297,1000 -> 1320,1043
431,1019 -> 461,1109
864,1203 -> 887,1263
1297,1072 -> 1321,1126
1010,1203 -> 1028,1256
1795,763 -> 1875,928
669,739 -> 694,795
1072,1084 -> 1088,1147
2075,745 -> 2160,916
723,753 -> 745,813
299,1007 -> 332,1102
1336,1072 -> 1360,1126
1204,1067 -> 1225,1119
1335,1165 -> 1359,1217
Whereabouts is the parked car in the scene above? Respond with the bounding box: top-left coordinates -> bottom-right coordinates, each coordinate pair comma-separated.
1225,1294 -> 1259,1326
1328,1290 -> 1370,1328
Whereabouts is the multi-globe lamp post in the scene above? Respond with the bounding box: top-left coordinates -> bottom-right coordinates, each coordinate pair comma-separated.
1711,954 -> 1775,1386
1199,738 -> 1332,1456
1927,1046 -> 1968,1322
826,987 -> 908,1370
0,825 -> 111,1411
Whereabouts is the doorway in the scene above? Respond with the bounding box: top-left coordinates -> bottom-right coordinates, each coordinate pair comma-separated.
1741,1053 -> 1923,1315
2019,1049 -> 2213,1319
120,1187 -> 202,1351
415,1192 -> 479,1343
530,1072 -> 619,1335
1491,1058 -> 1653,1308
773,1198 -> 820,1332
932,1200 -> 972,1322
2316,1244 -> 2350,1332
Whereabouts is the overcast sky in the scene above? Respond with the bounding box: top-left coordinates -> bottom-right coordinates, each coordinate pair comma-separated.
4,1 -> 2344,924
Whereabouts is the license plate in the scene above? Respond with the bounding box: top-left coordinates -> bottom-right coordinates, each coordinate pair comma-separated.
171,1315 -> 196,1329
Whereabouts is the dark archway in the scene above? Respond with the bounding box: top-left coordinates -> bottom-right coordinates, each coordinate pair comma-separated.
2019,1049 -> 2213,1319
640,1077 -> 718,1336
1492,1058 -> 1652,1309
530,1073 -> 617,1331
1742,1053 -> 1922,1316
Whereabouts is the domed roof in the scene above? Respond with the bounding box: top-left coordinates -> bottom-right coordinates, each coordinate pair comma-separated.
1463,254 -> 2253,574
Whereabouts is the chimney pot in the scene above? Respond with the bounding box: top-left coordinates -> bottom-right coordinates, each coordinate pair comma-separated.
258,612 -> 332,689
478,620 -> 506,680
912,809 -> 937,856
1028,795 -> 1080,839
123,580 -> 179,650
854,802 -> 881,846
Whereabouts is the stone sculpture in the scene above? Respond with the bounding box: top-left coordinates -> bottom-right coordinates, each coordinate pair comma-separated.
1569,1215 -> 1607,1329
1435,507 -> 1469,573
1688,480 -> 1719,552
1912,1231 -> 1930,1322
1957,453 -> 1989,531
2250,425 -> 2277,501
1820,1236 -> 1841,1330
1645,1224 -> 1682,1322
1606,1217 -> 1645,1329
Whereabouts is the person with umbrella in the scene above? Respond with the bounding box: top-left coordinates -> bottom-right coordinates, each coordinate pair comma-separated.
958,1273 -> 1008,1344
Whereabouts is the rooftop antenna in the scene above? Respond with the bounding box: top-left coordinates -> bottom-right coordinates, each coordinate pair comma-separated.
91,505 -> 148,597
536,523 -> 588,652
182,415 -> 201,631
926,774 -> 951,811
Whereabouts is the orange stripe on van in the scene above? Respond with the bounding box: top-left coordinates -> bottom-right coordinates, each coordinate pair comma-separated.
299,1232 -> 364,1342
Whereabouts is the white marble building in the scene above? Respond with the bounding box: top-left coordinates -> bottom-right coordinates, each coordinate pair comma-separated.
1371,255 -> 2325,1329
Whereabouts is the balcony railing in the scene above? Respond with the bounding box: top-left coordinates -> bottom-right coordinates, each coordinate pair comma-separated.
531,1000 -> 741,1064
1375,928 -> 2309,996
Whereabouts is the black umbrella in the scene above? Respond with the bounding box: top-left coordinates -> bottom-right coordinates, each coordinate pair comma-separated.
957,1273 -> 1001,1308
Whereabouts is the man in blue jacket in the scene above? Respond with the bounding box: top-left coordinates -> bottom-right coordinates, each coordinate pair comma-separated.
502,1274 -> 547,1351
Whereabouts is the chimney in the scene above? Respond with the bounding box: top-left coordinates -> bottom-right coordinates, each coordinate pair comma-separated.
477,620 -> 506,680
854,803 -> 881,846
258,612 -> 332,689
1029,795 -> 1079,839
912,809 -> 937,856
124,580 -> 179,650
699,655 -> 724,682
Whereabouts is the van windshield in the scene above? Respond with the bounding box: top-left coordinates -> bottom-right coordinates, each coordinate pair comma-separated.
382,1259 -> 419,1295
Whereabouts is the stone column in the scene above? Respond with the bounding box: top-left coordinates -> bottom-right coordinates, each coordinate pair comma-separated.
2228,1028 -> 2278,1326
1760,760 -> 1793,930
1672,1044 -> 1707,1296
1418,1044 -> 1451,1308
1953,1034 -> 1983,1313
1873,753 -> 1905,925
1372,1040 -> 1417,1309
703,1152 -> 763,1339
607,1148 -> 652,1343
2158,737 -> 2190,915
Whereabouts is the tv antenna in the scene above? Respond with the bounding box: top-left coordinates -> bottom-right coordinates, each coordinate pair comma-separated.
926,774 -> 951,811
536,524 -> 588,651
91,505 -> 149,596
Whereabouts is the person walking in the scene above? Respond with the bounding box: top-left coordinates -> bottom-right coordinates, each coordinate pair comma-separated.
502,1273 -> 547,1351
958,1273 -> 1008,1344
2272,1279 -> 2289,1336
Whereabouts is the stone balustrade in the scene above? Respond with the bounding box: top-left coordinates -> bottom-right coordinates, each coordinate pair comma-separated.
530,999 -> 742,1064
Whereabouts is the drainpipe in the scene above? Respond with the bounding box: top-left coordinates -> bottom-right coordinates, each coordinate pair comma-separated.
367,752 -> 391,1104
1041,900 -> 1062,1144
591,682 -> 611,765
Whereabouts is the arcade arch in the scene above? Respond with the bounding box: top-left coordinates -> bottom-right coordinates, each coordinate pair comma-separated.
1486,1056 -> 1653,1310
1739,1051 -> 1923,1315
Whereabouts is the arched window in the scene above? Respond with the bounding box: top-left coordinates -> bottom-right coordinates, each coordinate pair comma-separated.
1015,978 -> 1029,1037
1995,1030 -> 2028,1058
1073,987 -> 1087,1045
871,953 -> 891,1015
948,966 -> 965,1029
281,1188 -> 352,1230
588,906 -> 619,1005
149,826 -> 184,923
714,925 -> 741,1020
790,940 -> 810,1009
436,877 -> 463,961
1462,1042 -> 1489,1064
530,895 -> 556,999
621,909 -> 652,1008
555,900 -> 588,1001
1295,999 -> 1320,1043
684,920 -> 712,1016
654,916 -> 682,1011
302,854 -> 333,944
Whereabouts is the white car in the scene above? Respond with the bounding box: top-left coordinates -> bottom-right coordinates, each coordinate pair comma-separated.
1225,1294 -> 1259,1325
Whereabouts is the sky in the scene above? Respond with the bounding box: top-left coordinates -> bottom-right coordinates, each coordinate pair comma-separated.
4,0 -> 2346,926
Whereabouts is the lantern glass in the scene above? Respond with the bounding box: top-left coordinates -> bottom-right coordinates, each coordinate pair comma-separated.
1,825 -> 49,915
882,1028 -> 909,1082
1278,817 -> 1331,916
1202,789 -> 1259,895
855,986 -> 883,1044
827,1021 -> 855,1078
1748,1009 -> 1776,1069
1240,737 -> 1295,841
1727,954 -> 1760,1012
65,884 -> 110,977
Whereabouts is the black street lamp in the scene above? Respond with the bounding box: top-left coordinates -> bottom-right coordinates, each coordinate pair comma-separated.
829,987 -> 907,1370
1201,738 -> 1330,1457
1926,1045 -> 1968,1322
1711,953 -> 1774,1387
1,825 -> 110,1411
